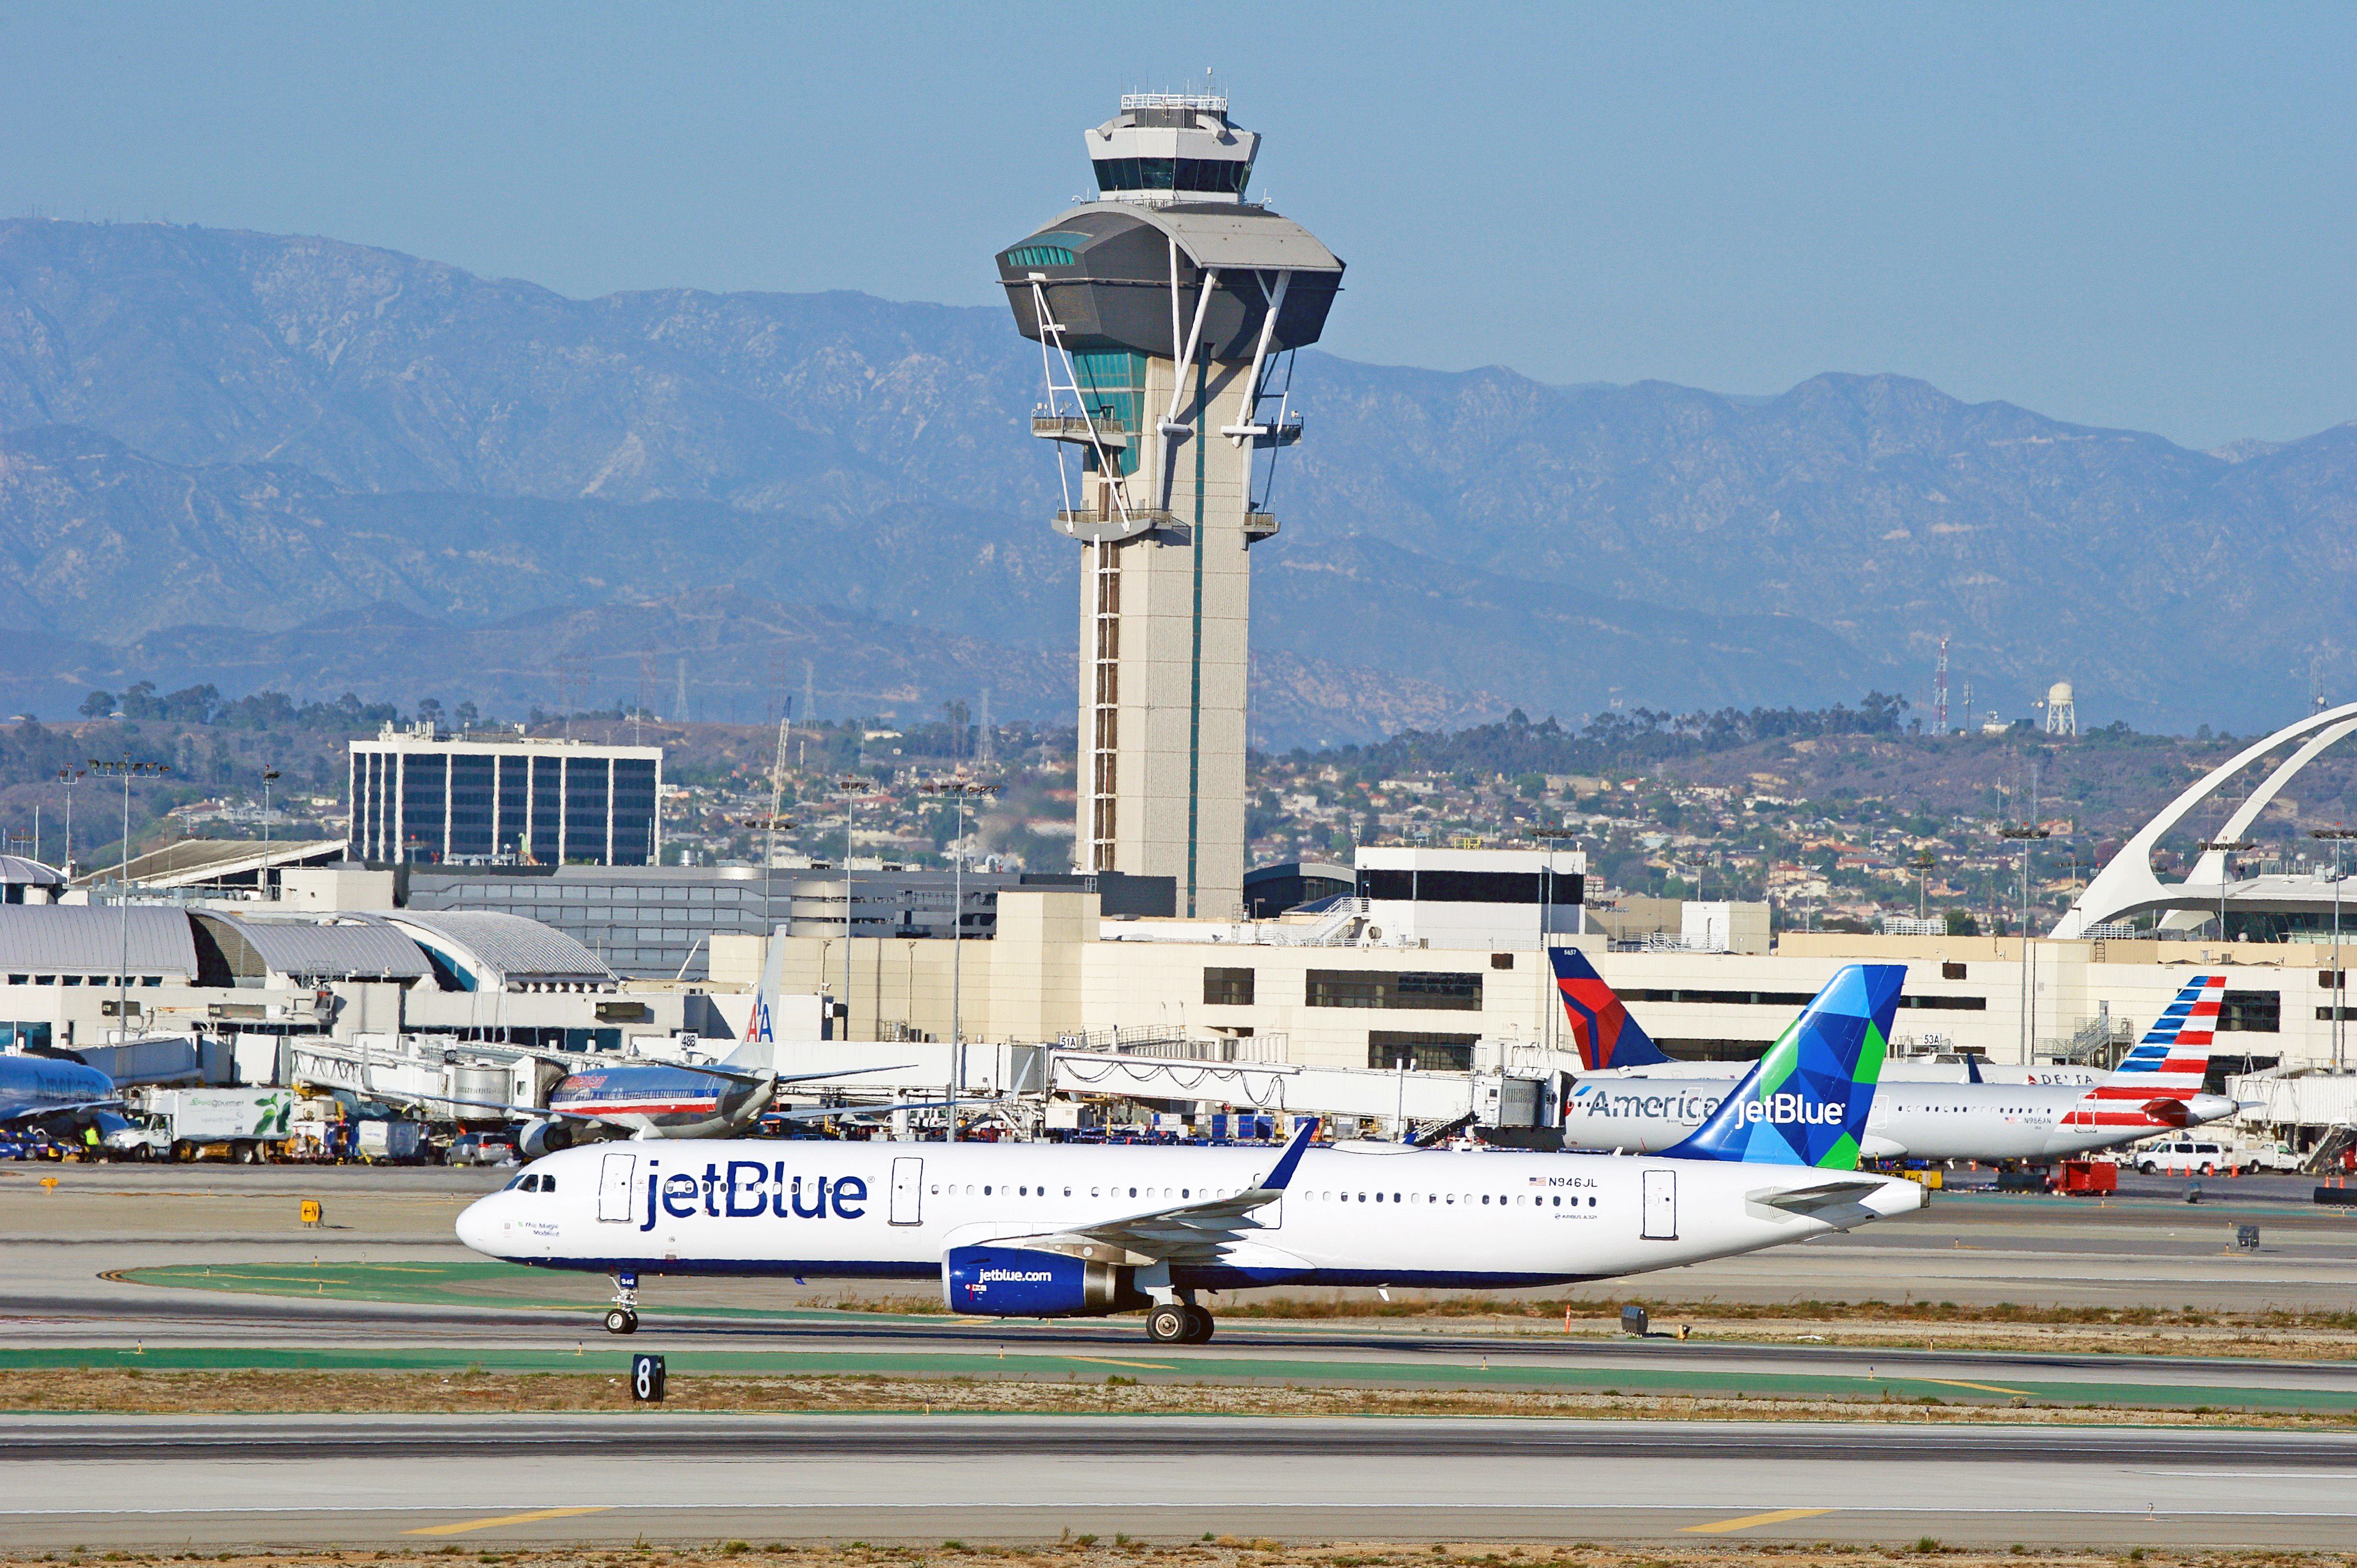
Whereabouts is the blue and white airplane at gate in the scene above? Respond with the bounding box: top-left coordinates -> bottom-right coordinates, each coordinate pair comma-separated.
458,964 -> 1927,1344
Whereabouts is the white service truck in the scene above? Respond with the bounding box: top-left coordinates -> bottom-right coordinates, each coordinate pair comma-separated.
140,1087 -> 302,1163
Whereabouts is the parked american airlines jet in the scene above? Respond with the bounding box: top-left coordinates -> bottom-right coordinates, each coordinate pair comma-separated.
1552,953 -> 2234,1162
433,972 -> 918,1155
458,964 -> 1926,1343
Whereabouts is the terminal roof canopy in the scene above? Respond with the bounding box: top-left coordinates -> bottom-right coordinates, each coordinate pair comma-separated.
386,910 -> 615,989
190,913 -> 431,986
0,906 -> 199,978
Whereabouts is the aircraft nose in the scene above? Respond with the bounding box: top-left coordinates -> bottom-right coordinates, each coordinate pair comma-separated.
454,1194 -> 501,1256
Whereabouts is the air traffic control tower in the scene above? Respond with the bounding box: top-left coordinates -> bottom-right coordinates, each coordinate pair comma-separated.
996,92 -> 1344,918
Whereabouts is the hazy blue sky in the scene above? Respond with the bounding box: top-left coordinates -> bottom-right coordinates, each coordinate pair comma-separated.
2,2 -> 2350,449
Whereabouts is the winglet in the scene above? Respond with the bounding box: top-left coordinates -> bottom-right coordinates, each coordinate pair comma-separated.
1262,1118 -> 1319,1191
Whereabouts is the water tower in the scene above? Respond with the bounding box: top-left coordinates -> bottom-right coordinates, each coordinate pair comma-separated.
996,92 -> 1345,917
2043,681 -> 2077,737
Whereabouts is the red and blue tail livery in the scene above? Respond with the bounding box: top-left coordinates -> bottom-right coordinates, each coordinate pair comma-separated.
1549,947 -> 1676,1070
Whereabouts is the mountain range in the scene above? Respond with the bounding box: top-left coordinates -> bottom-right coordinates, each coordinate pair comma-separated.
1,216 -> 2349,742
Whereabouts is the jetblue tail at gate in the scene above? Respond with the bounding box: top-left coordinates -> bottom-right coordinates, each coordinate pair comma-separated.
1549,947 -> 1677,1070
1663,964 -> 1905,1168
2065,973 -> 2232,1132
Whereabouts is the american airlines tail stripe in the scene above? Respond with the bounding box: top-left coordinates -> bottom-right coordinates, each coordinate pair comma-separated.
2085,1084 -> 2199,1100
554,1099 -> 722,1114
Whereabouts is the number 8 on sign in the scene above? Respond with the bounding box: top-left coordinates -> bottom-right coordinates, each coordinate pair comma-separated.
632,1353 -> 664,1403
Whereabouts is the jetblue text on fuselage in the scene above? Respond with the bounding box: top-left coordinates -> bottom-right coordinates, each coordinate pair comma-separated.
640,1159 -> 869,1230
1739,1092 -> 1851,1126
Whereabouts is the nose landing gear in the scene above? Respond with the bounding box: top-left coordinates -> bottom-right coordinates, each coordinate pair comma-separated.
604,1271 -> 640,1334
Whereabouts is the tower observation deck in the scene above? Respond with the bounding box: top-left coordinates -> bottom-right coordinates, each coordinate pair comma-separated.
996,93 -> 1345,918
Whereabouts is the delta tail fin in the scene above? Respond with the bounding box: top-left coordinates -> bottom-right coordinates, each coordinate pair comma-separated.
1549,947 -> 1676,1070
1663,964 -> 1904,1169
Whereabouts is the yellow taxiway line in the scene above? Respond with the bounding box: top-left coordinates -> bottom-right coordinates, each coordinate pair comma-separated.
404,1508 -> 611,1536
1680,1508 -> 1836,1534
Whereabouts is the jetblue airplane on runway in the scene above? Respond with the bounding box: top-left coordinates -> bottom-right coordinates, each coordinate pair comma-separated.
458,964 -> 1927,1344
1554,953 -> 2234,1162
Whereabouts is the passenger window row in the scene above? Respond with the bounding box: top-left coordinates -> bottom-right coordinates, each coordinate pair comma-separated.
924,1182 -> 1234,1201
1303,1190 -> 1594,1208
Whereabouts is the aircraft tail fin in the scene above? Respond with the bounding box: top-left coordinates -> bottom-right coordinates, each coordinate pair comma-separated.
2068,974 -> 2224,1125
1549,947 -> 1676,1070
721,928 -> 793,1070
1663,964 -> 1904,1169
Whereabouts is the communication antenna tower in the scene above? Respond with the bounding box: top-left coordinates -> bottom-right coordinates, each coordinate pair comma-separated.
675,658 -> 689,725
1933,635 -> 1950,737
979,687 -> 994,770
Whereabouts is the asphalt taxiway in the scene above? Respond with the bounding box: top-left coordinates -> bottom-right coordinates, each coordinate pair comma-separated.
7,1162 -> 2356,1550
4,1414 -> 2354,1551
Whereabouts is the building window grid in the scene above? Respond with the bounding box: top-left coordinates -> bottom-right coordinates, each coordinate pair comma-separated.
1089,543 -> 1120,873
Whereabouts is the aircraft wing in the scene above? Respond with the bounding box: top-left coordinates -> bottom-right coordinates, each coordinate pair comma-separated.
412,1092 -> 614,1125
997,1120 -> 1319,1266
769,1098 -> 960,1122
669,1062 -> 917,1089
2,1097 -> 125,1124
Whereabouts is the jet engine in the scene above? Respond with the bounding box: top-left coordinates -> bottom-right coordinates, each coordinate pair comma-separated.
942,1244 -> 1147,1317
518,1118 -> 575,1159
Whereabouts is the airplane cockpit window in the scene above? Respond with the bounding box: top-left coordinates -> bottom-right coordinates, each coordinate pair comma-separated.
504,1175 -> 527,1191
541,1177 -> 556,1193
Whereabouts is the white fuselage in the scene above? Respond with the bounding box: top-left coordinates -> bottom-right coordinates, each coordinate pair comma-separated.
1562,1077 -> 2232,1161
457,1138 -> 1928,1296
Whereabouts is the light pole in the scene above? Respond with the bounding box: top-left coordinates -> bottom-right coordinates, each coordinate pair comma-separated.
56,767 -> 82,876
2199,837 -> 2256,945
923,778 -> 994,1143
1909,850 -> 1937,922
260,767 -> 281,847
2312,828 -> 2357,1070
2000,822 -> 2050,1063
89,757 -> 171,1043
837,776 -> 866,1043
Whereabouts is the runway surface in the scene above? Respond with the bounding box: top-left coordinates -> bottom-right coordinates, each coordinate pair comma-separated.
9,1162 -> 2357,1551
4,1414 -> 2355,1551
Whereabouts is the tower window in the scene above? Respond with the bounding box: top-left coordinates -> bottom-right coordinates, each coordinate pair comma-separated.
1004,245 -> 1075,269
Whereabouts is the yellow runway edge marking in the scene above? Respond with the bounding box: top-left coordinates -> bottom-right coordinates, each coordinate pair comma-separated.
404,1508 -> 611,1536
1920,1376 -> 2035,1397
1065,1355 -> 1175,1370
1681,1508 -> 1836,1534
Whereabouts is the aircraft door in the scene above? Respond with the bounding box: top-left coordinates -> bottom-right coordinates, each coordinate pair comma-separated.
1640,1168 -> 1677,1239
890,1157 -> 924,1225
597,1152 -> 636,1222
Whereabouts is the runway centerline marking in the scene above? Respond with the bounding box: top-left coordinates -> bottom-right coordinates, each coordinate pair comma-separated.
1065,1356 -> 1175,1370
1680,1508 -> 1836,1534
404,1508 -> 610,1536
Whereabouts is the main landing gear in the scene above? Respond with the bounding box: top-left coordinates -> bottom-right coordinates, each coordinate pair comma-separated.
604,1271 -> 640,1335
1145,1299 -> 1215,1345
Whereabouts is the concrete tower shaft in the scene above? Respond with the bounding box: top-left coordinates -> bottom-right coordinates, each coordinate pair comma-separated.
997,99 -> 1345,919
